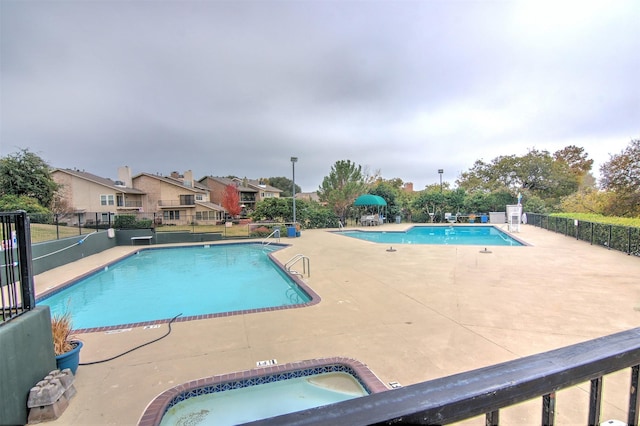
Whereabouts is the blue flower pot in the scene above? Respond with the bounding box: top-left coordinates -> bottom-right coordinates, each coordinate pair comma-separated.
55,340 -> 83,375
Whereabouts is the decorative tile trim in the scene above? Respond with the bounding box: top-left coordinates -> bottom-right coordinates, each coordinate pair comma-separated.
36,243 -> 320,333
138,357 -> 389,426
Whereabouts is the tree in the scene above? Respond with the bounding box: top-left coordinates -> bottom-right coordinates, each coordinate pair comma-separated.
222,184 -> 242,218
318,160 -> 369,223
456,147 -> 583,210
266,176 -> 301,198
370,179 -> 403,222
600,139 -> 640,217
249,198 -> 338,229
560,187 -> 613,215
0,148 -> 58,208
0,194 -> 50,214
411,187 -> 446,222
553,145 -> 594,188
250,197 -> 291,222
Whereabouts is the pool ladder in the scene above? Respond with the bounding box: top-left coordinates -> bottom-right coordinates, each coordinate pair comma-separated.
261,228 -> 281,249
284,254 -> 310,278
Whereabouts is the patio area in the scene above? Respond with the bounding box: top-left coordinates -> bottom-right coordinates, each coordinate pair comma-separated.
34,223 -> 640,424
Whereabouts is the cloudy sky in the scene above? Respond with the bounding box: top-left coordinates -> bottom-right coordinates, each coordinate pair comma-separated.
1,0 -> 638,192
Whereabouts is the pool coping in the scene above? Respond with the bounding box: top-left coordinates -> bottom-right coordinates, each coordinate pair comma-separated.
36,242 -> 321,334
137,357 -> 389,426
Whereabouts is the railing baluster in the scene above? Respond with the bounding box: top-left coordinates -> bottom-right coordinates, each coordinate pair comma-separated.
542,392 -> 555,426
629,365 -> 640,426
486,410 -> 499,426
588,377 -> 602,425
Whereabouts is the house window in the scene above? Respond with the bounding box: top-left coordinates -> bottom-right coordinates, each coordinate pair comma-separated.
179,195 -> 195,205
100,213 -> 111,224
195,194 -> 203,201
163,210 -> 180,220
100,195 -> 115,206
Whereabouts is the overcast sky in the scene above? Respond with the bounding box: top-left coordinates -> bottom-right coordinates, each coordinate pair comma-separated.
1,0 -> 638,192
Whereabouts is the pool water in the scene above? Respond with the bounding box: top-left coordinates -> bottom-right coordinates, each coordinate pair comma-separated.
340,225 -> 523,246
159,372 -> 368,426
38,244 -> 312,330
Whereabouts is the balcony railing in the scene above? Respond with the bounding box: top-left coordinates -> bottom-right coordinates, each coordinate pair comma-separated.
117,200 -> 143,208
250,327 -> 640,425
157,199 -> 195,207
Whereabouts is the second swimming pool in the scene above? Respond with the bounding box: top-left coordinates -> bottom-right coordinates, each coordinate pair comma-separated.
38,244 -> 317,330
340,225 -> 524,246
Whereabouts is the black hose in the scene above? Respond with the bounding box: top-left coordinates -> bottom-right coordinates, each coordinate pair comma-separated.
79,313 -> 182,366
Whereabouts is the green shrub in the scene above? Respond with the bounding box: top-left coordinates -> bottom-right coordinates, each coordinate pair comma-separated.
114,215 -> 152,229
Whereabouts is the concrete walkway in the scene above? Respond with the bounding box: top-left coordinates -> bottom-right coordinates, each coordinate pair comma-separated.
35,224 -> 640,424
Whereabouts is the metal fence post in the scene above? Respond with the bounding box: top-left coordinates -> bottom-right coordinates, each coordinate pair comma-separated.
14,211 -> 35,310
55,213 -> 60,240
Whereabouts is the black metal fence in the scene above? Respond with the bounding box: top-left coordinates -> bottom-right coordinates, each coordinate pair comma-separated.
0,211 -> 36,323
527,213 -> 640,256
252,327 -> 640,425
26,212 -> 306,244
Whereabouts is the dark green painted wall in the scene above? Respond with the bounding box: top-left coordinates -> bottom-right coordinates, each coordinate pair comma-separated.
0,306 -> 56,426
31,231 -> 117,275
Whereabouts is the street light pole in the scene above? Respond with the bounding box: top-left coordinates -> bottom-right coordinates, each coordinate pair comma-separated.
291,157 -> 298,224
438,169 -> 444,192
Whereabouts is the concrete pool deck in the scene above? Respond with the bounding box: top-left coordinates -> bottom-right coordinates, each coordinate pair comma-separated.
34,223 -> 640,424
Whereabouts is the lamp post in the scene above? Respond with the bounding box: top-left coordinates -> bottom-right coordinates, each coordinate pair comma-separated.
438,169 -> 444,192
291,157 -> 298,224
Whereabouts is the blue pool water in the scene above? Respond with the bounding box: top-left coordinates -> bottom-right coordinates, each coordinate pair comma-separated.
340,226 -> 523,246
39,244 -> 312,330
159,372 -> 368,426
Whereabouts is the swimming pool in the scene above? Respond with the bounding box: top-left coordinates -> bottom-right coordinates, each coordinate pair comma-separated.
38,243 -> 319,331
138,358 -> 389,426
339,225 -> 524,246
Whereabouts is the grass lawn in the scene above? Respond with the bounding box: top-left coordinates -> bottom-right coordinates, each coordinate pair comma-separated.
29,223 -> 94,243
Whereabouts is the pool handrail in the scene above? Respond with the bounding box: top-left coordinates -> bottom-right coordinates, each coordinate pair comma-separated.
261,228 -> 281,249
284,254 -> 310,278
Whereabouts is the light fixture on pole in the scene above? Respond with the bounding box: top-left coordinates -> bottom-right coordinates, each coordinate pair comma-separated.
291,157 -> 298,224
438,169 -> 444,192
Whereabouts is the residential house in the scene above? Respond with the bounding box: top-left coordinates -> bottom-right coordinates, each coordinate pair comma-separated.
246,179 -> 282,202
51,167 -> 146,225
132,170 -> 225,225
199,177 -> 282,217
296,192 -> 320,203
199,176 -> 256,216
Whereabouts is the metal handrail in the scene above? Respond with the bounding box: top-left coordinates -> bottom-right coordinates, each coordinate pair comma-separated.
261,228 -> 280,248
284,254 -> 310,277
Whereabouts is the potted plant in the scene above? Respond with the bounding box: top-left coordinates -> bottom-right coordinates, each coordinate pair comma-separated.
51,311 -> 83,375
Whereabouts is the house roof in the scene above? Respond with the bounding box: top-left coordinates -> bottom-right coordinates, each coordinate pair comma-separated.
196,201 -> 226,212
244,179 -> 282,193
200,176 -> 257,193
52,168 -> 146,194
134,172 -> 208,193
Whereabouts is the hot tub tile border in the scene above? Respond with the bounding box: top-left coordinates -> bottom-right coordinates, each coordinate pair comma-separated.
138,357 -> 389,426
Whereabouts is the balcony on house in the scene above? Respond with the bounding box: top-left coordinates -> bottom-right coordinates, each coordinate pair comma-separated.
116,200 -> 143,209
158,195 -> 196,207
